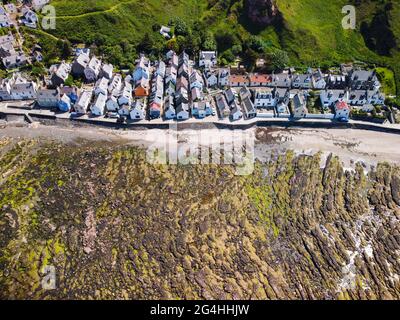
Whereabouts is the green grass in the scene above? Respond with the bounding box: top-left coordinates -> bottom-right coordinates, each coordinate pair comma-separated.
375,67 -> 396,96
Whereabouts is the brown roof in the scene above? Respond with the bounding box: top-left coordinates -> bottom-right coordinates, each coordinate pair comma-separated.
249,74 -> 272,83
229,75 -> 248,83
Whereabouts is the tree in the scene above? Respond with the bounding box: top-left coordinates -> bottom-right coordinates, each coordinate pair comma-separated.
61,39 -> 72,59
137,33 -> 154,53
269,49 -> 289,71
174,18 -> 189,36
203,32 -> 216,51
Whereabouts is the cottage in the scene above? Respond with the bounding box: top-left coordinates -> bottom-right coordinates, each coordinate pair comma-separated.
50,62 -> 71,87
291,74 -> 312,89
21,7 -> 38,28
320,89 -> 348,108
168,51 -> 179,68
90,93 -> 106,116
149,102 -> 161,119
367,90 -> 385,105
59,86 -> 79,103
230,101 -> 243,121
269,73 -> 291,88
165,81 -> 176,97
189,70 -> 204,90
241,96 -> 257,119
133,56 -> 150,82
215,94 -> 230,119
192,100 -> 213,119
0,33 -> 15,58
134,78 -> 150,97
312,69 -> 327,89
326,74 -> 347,89
118,104 -> 130,117
106,96 -> 119,112
130,100 -> 145,120
94,77 -> 109,96
334,100 -> 351,121
175,87 -> 189,104
164,96 -> 176,120
229,75 -> 249,87
100,63 -> 113,80
349,70 -> 380,91
108,74 -> 122,96
176,102 -> 190,120
32,0 -> 50,11
254,88 -> 276,109
5,4 -> 17,14
84,56 -> 102,82
37,88 -> 59,108
179,51 -> 189,67
204,68 -> 218,88
155,60 -> 166,78
224,88 -> 238,105
72,53 -> 90,76
199,51 -> 217,68
10,74 -> 37,100
239,86 -> 252,101
2,52 -> 28,69
348,90 -> 368,106
75,90 -> 92,114
218,68 -> 230,88
249,74 -> 271,87
0,78 -> 12,101
176,76 -> 189,92
191,87 -> 203,102
160,25 -> 171,39
57,94 -> 72,112
165,65 -> 178,86
178,63 -> 190,79
118,82 -> 133,106
292,93 -> 308,118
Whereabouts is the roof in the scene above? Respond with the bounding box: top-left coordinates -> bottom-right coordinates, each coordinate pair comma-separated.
335,100 -> 349,110
293,94 -> 306,110
229,75 -> 248,83
249,74 -> 271,83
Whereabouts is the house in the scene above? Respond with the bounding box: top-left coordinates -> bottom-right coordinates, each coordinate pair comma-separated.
241,96 -> 257,119
175,87 -> 189,104
239,86 -> 252,101
269,73 -> 292,88
218,68 -> 230,88
118,104 -> 130,117
91,93 -> 107,116
57,94 -> 72,112
160,25 -> 171,39
275,88 -> 290,115
179,51 -> 189,67
199,51 -> 217,68
149,75 -> 163,103
215,94 -> 230,119
32,51 -> 43,63
367,90 -> 385,105
118,82 -> 133,106
106,96 -> 119,112
37,88 -> 59,108
94,77 -> 109,96
2,52 -> 28,69
72,53 -> 90,76
165,81 -> 176,96
0,33 -> 15,58
249,74 -> 271,87
75,47 -> 90,57
166,50 -> 176,61
100,63 -> 113,80
334,100 -> 351,120
192,100 -> 213,119
155,60 -> 166,78
229,75 -> 249,87
254,88 -> 276,109
224,88 -> 238,105
312,69 -> 327,89
349,70 -> 380,91
292,93 -> 308,118
191,87 -> 203,102
176,76 -> 189,92
130,100 -> 145,120
108,74 -> 122,96
326,74 -> 347,89
133,56 -> 150,82
0,78 -> 12,101
320,89 -> 348,108
59,86 -> 79,104
32,0 -> 50,11
75,90 -> 92,114
164,96 -> 176,120
167,51 -> 178,68
134,78 -> 150,97
50,62 -> 71,87
5,3 -> 17,14
291,73 -> 312,89
178,63 -> 190,79
149,102 -> 161,119
10,74 -> 37,100
189,70 -> 204,90
348,90 -> 368,106
84,56 -> 102,82
21,7 -> 38,28
165,65 -> 178,85
176,102 -> 190,120
230,101 -> 243,121
204,68 -> 218,88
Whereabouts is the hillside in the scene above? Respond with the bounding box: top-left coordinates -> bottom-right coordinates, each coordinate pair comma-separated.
36,0 -> 399,95
0,134 -> 399,299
